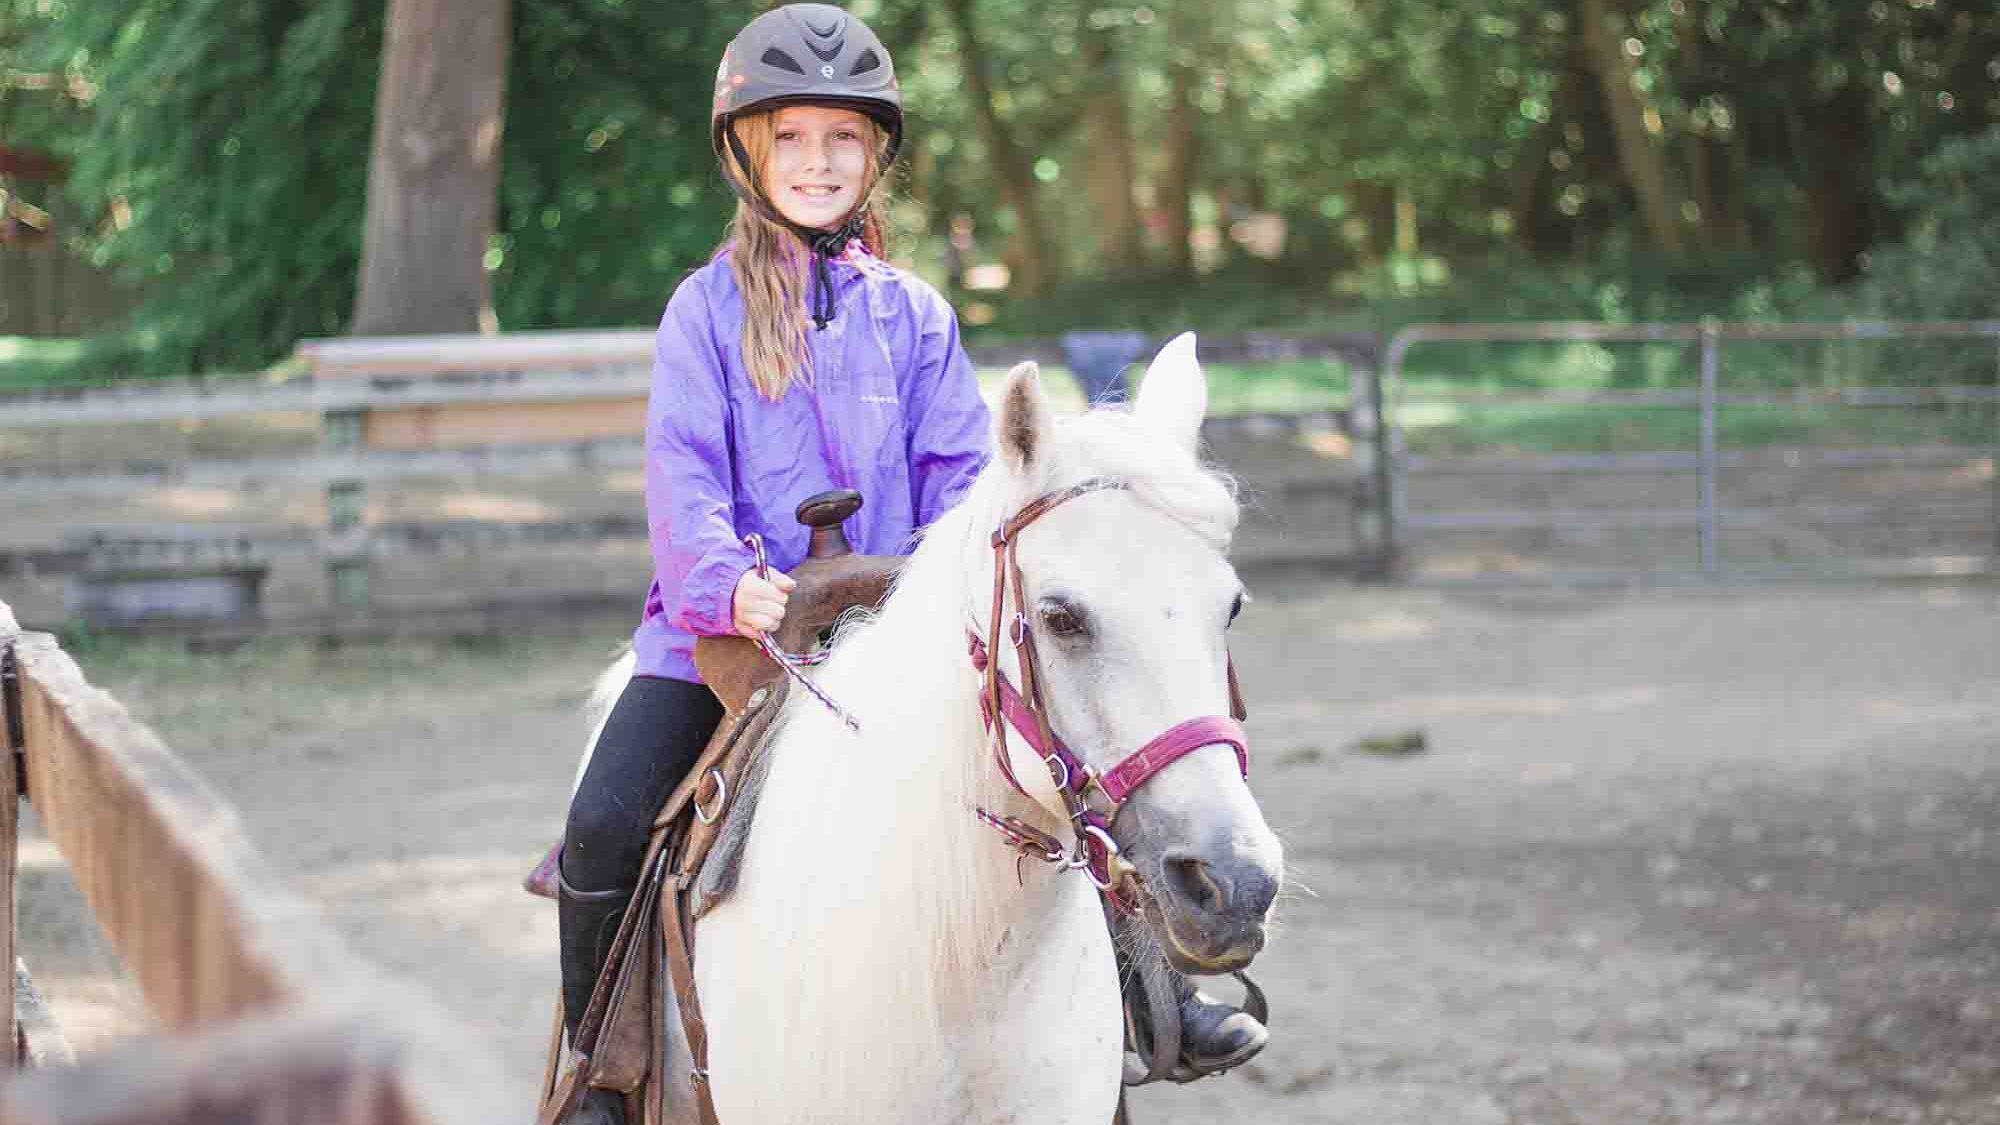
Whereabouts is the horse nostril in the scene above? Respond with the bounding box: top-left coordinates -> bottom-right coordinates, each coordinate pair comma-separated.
1165,854 -> 1227,916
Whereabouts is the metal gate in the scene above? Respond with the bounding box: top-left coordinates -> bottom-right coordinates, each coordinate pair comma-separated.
1381,321 -> 2000,583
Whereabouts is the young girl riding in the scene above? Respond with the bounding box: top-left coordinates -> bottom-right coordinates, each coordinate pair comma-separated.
554,9 -> 1263,1122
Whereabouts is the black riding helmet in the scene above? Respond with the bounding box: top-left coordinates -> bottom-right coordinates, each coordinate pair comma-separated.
711,4 -> 904,187
710,5 -> 904,329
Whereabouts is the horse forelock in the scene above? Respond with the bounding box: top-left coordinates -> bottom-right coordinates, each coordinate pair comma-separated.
1047,407 -> 1239,548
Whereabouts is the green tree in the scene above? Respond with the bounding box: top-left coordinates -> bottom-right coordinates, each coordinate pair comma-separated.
15,0 -> 736,373
19,0 -> 384,371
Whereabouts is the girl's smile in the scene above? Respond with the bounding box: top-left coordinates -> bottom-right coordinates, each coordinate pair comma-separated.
763,105 -> 871,232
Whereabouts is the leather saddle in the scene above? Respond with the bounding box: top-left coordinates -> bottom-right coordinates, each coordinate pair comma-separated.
520,488 -> 903,902
528,490 -> 905,1125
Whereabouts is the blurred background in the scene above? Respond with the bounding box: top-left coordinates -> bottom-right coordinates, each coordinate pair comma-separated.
0,3 -> 1997,1124
2,0 -> 1996,370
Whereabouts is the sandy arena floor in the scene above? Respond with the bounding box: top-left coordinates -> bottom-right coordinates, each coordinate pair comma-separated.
12,580 -> 1999,1124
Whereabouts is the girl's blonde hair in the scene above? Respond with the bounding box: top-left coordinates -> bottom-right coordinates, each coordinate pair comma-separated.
723,110 -> 893,400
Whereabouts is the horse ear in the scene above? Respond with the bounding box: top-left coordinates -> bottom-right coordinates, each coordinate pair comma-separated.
1134,332 -> 1207,453
995,360 -> 1053,476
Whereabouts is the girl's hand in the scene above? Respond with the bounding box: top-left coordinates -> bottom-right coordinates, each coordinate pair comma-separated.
732,567 -> 797,637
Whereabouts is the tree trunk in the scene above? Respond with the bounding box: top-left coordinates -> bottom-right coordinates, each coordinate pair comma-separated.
1577,0 -> 1689,258
351,0 -> 511,335
1508,144 -> 1548,255
1802,83 -> 1874,283
1081,21 -> 1142,274
942,0 -> 1057,297
1346,180 -> 1396,264
1160,39 -> 1199,276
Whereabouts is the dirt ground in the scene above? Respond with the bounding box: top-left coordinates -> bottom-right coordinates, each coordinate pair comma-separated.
13,580 -> 1999,1124
5,403 -> 1998,1120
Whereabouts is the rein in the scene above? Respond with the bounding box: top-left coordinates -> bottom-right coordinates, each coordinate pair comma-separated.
970,478 -> 1250,914
741,532 -> 859,732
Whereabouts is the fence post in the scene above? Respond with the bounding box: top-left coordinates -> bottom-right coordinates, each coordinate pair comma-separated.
1346,336 -> 1396,578
1697,326 -> 1721,577
2,605 -> 22,1070
321,401 -> 371,616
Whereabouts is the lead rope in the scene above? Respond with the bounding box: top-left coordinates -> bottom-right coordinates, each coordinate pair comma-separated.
741,532 -> 859,732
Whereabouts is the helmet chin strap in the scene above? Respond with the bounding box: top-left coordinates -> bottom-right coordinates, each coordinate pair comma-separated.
725,128 -> 869,331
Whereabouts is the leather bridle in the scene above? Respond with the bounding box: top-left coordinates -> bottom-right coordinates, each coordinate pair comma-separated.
968,478 -> 1249,914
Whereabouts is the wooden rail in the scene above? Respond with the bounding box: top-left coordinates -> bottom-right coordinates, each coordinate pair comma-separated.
0,599 -> 522,1123
1,329 -> 1391,625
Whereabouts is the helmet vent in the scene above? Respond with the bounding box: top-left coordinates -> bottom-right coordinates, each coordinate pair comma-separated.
849,48 -> 882,76
759,47 -> 806,74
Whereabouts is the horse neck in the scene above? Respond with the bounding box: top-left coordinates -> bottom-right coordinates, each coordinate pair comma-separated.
767,502 -> 1055,1013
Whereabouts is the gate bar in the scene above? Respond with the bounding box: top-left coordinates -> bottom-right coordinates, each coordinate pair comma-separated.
1382,320 -> 2000,582
1698,328 -> 1720,575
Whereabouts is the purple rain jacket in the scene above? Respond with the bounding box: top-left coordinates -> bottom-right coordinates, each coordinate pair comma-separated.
631,246 -> 991,682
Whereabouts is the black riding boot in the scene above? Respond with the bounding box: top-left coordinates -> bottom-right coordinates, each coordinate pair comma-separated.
557,869 -> 633,1125
1173,972 -> 1268,1075
1108,904 -> 1269,1078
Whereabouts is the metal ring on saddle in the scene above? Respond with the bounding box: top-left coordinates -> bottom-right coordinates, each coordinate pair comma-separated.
693,768 -> 728,825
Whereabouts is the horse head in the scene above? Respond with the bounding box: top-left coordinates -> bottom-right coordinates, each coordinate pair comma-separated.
977,333 -> 1283,974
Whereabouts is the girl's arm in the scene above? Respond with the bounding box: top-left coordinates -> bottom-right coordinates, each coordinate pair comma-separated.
900,287 -> 993,526
645,285 -> 758,636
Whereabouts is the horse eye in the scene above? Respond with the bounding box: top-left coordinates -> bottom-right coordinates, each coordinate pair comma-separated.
1228,592 -> 1246,626
1039,602 -> 1088,638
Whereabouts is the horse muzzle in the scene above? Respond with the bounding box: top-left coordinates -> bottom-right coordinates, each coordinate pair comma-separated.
1145,837 -> 1281,973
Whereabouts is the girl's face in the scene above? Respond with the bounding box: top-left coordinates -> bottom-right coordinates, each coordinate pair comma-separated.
761,105 -> 872,232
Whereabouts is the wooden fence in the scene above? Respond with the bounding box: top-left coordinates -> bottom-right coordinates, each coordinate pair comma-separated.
0,598 -> 521,1123
0,330 -> 1390,636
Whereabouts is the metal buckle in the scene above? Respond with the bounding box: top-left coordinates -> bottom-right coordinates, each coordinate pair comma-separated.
1043,752 -> 1071,792
1009,611 -> 1029,649
1080,824 -> 1123,890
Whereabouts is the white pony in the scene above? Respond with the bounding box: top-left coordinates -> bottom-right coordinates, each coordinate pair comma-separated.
582,334 -> 1283,1125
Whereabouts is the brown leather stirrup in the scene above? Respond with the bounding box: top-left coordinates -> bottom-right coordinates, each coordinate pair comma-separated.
540,843 -> 669,1125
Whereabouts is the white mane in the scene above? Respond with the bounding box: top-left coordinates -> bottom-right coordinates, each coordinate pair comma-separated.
711,399 -> 1242,1117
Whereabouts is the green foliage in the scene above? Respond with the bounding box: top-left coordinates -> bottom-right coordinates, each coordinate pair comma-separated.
969,259 -> 1362,338
14,0 -> 381,375
1846,124 -> 2000,386
1855,125 -> 2000,323
492,2 -> 737,329
6,0 -> 1997,385
12,0 -> 742,375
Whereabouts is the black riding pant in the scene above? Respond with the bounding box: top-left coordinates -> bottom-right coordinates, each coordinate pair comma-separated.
561,675 -> 725,894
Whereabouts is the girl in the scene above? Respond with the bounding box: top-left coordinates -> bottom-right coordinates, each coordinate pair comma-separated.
555,9 -> 1260,1122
